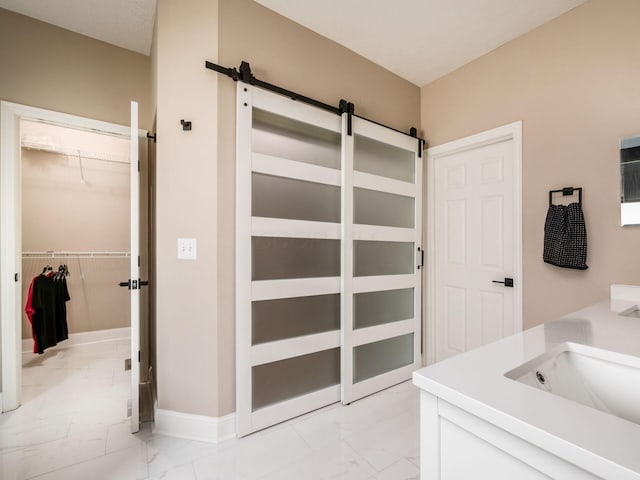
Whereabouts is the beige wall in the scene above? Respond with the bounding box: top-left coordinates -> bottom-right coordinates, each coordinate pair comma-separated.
421,0 -> 640,328
20,121 -> 130,339
155,0 -> 219,417
150,15 -> 158,128
215,0 -> 421,415
0,8 -> 152,129
1,0 -> 419,420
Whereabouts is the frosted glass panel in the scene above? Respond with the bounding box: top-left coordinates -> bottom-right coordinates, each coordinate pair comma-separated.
252,294 -> 340,345
354,241 -> 414,277
252,348 -> 340,410
354,288 -> 413,329
354,134 -> 415,182
252,237 -> 340,280
354,188 -> 414,228
252,109 -> 341,169
353,334 -> 413,383
252,173 -> 340,223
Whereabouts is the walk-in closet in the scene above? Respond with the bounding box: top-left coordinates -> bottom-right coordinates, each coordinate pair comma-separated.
18,119 -> 139,426
21,120 -> 131,348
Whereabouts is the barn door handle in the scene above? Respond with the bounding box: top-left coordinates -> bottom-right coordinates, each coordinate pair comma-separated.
492,277 -> 514,288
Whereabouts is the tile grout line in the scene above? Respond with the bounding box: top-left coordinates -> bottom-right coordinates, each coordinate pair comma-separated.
9,338 -> 132,479
24,446 -> 110,480
342,435 -> 382,474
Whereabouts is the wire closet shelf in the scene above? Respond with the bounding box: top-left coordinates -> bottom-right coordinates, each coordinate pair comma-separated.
22,251 -> 131,259
21,140 -> 130,165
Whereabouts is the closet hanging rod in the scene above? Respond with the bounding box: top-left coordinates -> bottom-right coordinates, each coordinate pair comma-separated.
21,141 -> 130,165
204,60 -> 426,145
22,251 -> 131,259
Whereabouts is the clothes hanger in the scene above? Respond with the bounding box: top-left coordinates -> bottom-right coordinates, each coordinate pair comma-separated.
54,264 -> 70,281
59,264 -> 69,280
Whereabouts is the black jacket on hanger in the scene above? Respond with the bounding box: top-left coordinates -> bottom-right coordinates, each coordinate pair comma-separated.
31,273 -> 70,354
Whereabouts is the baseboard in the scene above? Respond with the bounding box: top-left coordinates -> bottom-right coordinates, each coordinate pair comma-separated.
0,392 -> 3,414
22,327 -> 131,353
153,409 -> 236,443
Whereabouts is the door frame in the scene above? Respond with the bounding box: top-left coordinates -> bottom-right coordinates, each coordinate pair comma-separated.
425,121 -> 523,365
0,101 -> 145,412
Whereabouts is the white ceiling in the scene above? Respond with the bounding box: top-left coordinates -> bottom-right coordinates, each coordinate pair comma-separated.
255,0 -> 587,86
0,0 -> 156,55
0,0 -> 587,85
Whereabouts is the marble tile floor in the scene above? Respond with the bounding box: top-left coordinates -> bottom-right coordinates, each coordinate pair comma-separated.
0,339 -> 420,479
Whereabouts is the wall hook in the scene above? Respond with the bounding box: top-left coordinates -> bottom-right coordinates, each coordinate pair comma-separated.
181,120 -> 192,131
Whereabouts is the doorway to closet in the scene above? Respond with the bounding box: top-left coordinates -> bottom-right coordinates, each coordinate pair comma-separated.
0,101 -> 152,435
21,119 -> 131,346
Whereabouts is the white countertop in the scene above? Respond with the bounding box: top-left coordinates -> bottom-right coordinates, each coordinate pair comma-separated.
413,301 -> 640,479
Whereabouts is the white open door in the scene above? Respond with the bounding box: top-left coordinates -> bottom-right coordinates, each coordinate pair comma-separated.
129,101 -> 140,433
341,116 -> 423,404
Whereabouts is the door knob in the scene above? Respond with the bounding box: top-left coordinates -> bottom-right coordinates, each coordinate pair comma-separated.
492,277 -> 514,287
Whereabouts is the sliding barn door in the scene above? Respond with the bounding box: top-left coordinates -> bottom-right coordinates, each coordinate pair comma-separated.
236,84 -> 343,436
341,116 -> 422,404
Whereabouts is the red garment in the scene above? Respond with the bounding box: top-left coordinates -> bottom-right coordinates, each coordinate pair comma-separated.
25,276 -> 38,353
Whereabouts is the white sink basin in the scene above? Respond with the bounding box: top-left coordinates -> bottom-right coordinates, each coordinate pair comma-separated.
505,343 -> 640,425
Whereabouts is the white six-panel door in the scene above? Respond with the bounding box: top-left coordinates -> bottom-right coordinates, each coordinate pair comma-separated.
434,139 -> 517,361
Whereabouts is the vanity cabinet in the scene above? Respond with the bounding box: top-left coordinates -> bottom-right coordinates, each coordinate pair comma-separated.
420,391 -> 601,480
413,301 -> 640,480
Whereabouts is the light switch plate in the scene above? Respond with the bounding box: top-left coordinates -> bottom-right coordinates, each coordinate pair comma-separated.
177,238 -> 197,260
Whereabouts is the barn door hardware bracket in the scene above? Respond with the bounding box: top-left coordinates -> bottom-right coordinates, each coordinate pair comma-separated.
206,60 -> 343,115
339,100 -> 355,135
204,59 -> 425,142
